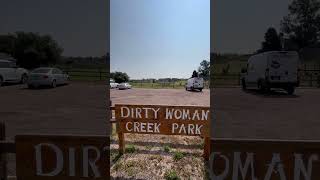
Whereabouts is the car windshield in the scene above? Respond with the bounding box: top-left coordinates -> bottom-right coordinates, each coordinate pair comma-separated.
32,68 -> 51,73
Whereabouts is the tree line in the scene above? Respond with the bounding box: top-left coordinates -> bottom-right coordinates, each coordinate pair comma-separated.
0,32 -> 107,69
258,0 -> 320,53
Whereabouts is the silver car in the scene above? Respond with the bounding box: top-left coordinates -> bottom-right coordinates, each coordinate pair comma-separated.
28,67 -> 69,88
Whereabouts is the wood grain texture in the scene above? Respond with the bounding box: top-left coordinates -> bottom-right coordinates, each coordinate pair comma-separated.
209,138 -> 320,179
15,135 -> 109,180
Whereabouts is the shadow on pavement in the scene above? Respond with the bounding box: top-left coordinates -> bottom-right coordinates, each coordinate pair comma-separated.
243,89 -> 300,98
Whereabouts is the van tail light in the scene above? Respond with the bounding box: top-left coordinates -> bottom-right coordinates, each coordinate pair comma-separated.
43,75 -> 49,79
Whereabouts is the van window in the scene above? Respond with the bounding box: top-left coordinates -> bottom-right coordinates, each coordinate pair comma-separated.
52,69 -> 59,74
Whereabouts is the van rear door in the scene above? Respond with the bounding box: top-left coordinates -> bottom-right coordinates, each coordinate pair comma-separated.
267,52 -> 298,83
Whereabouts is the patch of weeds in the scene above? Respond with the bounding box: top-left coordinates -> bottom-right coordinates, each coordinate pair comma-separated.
146,145 -> 153,150
173,151 -> 185,161
113,162 -> 123,171
149,155 -> 163,161
198,141 -> 205,149
163,145 -> 171,153
125,144 -> 137,153
124,160 -> 136,177
164,170 -> 180,180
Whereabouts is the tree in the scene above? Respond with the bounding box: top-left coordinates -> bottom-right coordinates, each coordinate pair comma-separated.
258,27 -> 282,53
0,32 -> 63,69
112,72 -> 129,83
191,70 -> 198,78
280,0 -> 320,49
198,60 -> 210,80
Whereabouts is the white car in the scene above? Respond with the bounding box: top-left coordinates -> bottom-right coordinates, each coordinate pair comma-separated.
185,77 -> 204,91
28,67 -> 70,88
0,59 -> 29,86
110,79 -> 119,89
118,83 -> 132,90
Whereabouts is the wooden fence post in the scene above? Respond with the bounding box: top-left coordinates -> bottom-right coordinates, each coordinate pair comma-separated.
0,121 -> 7,180
118,131 -> 125,155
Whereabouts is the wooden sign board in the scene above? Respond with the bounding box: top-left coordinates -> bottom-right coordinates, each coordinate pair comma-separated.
15,135 -> 109,180
115,104 -> 210,137
209,138 -> 320,180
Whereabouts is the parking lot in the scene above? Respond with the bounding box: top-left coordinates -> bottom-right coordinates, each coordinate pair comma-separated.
212,88 -> 320,140
1,82 -> 107,141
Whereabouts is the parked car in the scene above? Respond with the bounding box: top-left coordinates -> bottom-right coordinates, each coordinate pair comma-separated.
185,77 -> 204,91
118,82 -> 132,90
110,79 -> 119,89
241,51 -> 299,94
28,67 -> 69,88
0,59 -> 29,87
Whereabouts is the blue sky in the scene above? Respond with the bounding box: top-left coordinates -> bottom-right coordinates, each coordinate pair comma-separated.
110,0 -> 210,79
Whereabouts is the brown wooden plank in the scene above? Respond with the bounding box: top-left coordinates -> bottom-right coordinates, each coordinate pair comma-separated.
114,104 -> 210,137
209,138 -> 320,180
15,135 -> 109,180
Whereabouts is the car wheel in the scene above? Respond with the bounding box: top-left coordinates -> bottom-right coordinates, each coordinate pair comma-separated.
28,84 -> 34,89
0,77 -> 3,87
20,74 -> 28,84
241,79 -> 246,90
257,80 -> 264,92
51,80 -> 57,88
199,88 -> 203,92
286,86 -> 295,95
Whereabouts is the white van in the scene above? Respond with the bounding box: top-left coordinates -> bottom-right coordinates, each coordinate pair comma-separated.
241,51 -> 299,94
185,77 -> 204,91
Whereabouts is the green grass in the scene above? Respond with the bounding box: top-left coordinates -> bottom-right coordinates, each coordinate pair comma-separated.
125,144 -> 137,153
130,81 -> 210,89
164,170 -> 180,180
173,151 -> 185,161
163,145 -> 171,153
